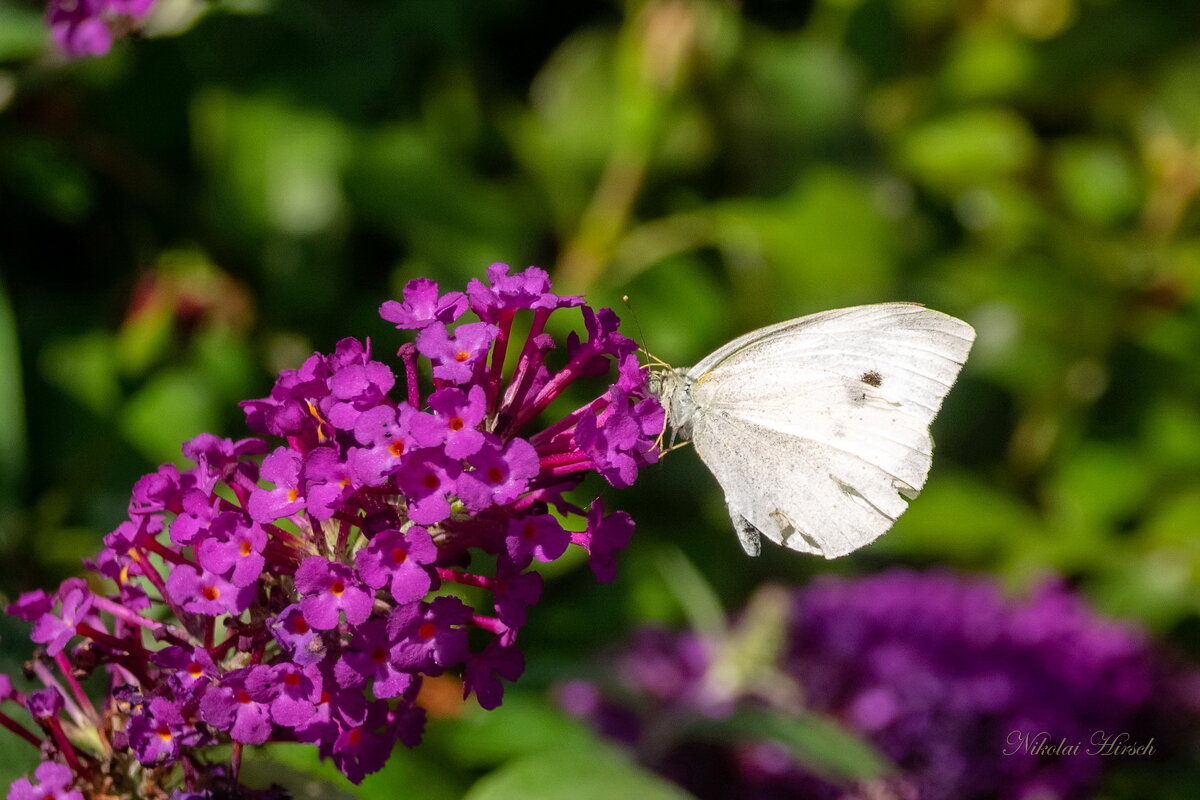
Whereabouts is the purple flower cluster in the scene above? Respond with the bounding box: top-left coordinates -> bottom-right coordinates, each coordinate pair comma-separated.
561,570 -> 1158,800
45,0 -> 155,58
3,265 -> 661,799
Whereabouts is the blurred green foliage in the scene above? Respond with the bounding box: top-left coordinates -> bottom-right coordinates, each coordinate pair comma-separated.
2,0 -> 1200,795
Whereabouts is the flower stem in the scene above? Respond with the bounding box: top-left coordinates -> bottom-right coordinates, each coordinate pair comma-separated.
30,661 -> 86,729
231,741 -> 243,782
500,308 -> 553,427
43,714 -> 92,783
0,711 -> 42,749
471,615 -> 508,635
486,309 -> 517,409
520,343 -> 602,427
91,595 -> 165,633
398,343 -> 422,409
53,652 -> 97,726
131,546 -> 192,634
435,568 -> 494,591
529,394 -> 608,449
75,622 -> 133,653
141,536 -> 189,566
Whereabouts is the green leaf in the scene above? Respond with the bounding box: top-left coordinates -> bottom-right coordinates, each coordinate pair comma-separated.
654,545 -> 727,636
347,123 -> 539,279
713,168 -> 899,313
3,139 -> 96,223
119,368 -> 220,464
464,742 -> 698,800
872,470 -> 1040,562
941,29 -> 1034,101
897,107 -> 1038,191
694,708 -> 893,783
1051,139 -> 1141,226
192,89 -> 352,238
430,690 -> 600,768
251,741 -> 464,800
39,331 -> 121,417
1049,443 -> 1151,535
0,4 -> 47,61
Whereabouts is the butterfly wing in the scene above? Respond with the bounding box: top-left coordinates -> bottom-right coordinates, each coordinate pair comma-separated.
686,303 -> 975,558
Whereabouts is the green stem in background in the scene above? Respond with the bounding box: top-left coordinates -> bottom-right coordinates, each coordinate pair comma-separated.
554,0 -> 705,292
0,272 -> 27,555
556,149 -> 651,293
1141,133 -> 1200,240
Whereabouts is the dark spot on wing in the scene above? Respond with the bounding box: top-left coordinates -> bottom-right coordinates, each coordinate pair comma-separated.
861,370 -> 883,387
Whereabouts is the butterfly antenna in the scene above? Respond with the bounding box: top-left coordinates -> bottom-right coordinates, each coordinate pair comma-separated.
621,295 -> 670,369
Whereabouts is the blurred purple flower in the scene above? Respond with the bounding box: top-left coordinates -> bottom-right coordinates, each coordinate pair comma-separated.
564,570 -> 1172,800
8,761 -> 82,800
46,0 -> 155,58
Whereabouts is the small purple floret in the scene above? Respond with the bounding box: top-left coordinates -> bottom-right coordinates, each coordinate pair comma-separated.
354,527 -> 437,604
295,557 -> 374,631
8,761 -> 83,800
416,322 -> 498,384
380,278 -> 468,329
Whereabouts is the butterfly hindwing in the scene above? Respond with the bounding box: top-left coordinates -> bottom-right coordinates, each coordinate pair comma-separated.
679,304 -> 975,558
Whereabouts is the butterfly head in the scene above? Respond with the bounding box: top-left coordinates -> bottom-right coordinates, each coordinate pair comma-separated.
647,366 -> 696,449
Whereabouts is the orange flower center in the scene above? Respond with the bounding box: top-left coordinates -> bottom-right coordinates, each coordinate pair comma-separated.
156,725 -> 173,742
330,580 -> 345,597
448,416 -> 464,431
453,351 -> 471,363
202,585 -> 220,601
239,540 -> 253,557
391,547 -> 408,565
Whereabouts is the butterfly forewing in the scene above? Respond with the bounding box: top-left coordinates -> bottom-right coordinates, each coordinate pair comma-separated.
680,303 -> 975,558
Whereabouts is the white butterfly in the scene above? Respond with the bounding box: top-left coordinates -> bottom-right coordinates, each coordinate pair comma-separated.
650,303 -> 975,558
